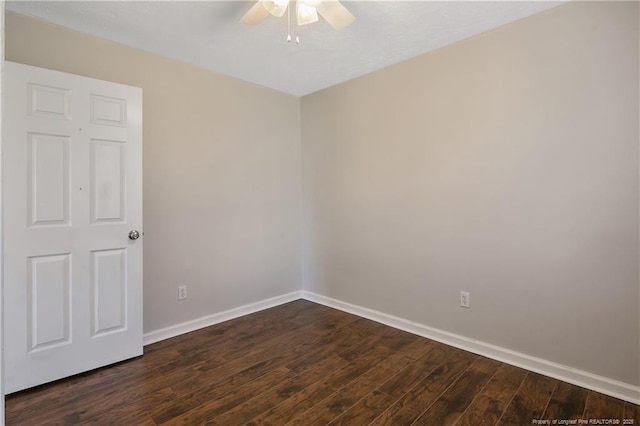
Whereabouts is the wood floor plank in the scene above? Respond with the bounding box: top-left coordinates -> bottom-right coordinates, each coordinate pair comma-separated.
329,390 -> 398,426
456,394 -> 506,426
167,333 -> 312,395
543,381 -> 589,420
152,300 -> 314,357
149,340 -> 319,422
160,354 -> 290,417
337,325 -> 404,363
168,303 -> 356,375
149,319 -> 352,424
55,370 -> 174,424
497,372 -> 558,425
455,363 -> 528,426
286,338 -> 438,425
205,355 -> 350,425
583,391 -> 625,421
283,318 -> 384,374
5,300 -> 634,425
163,304 -> 360,402
247,363 -> 372,425
140,348 -> 184,370
376,338 -> 437,373
286,364 -> 397,426
370,349 -> 477,425
5,353 -> 158,416
164,351 -> 346,424
159,366 -> 295,425
377,343 -> 450,398
376,327 -> 421,353
234,328 -> 400,425
413,357 -> 501,425
624,401 -> 640,422
76,387 -> 174,425
6,358 -> 169,425
248,344 -> 397,425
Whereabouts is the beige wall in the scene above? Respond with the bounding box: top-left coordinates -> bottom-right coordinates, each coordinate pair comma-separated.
301,1 -> 639,386
5,11 -> 302,333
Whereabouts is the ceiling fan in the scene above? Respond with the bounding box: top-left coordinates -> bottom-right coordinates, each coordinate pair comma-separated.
240,0 -> 355,30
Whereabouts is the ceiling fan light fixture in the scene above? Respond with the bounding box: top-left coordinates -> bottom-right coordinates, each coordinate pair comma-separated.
300,0 -> 323,7
240,0 -> 354,31
296,1 -> 319,25
262,0 -> 289,17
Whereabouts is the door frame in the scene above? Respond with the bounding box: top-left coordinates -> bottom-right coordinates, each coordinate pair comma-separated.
1,1 -> 6,424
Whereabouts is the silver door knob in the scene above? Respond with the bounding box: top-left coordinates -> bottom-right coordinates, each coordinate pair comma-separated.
128,230 -> 141,240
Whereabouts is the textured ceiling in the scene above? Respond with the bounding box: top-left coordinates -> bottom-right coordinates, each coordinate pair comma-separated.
7,1 -> 565,96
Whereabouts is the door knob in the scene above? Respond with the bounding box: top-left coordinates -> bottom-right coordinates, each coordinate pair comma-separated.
128,230 -> 141,240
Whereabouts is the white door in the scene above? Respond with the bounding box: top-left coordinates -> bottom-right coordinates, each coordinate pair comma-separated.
3,61 -> 143,393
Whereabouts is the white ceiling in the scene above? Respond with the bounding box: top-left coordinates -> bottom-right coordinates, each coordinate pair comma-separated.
7,1 -> 565,96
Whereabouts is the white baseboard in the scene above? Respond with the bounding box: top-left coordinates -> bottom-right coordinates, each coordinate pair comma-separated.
301,290 -> 640,405
143,291 -> 303,346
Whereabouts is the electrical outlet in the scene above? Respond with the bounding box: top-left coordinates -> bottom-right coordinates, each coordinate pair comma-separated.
460,291 -> 470,308
178,285 -> 187,300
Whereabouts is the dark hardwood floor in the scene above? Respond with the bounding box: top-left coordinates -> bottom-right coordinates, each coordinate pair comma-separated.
6,300 -> 639,425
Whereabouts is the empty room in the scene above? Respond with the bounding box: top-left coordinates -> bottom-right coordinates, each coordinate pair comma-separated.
1,0 -> 638,424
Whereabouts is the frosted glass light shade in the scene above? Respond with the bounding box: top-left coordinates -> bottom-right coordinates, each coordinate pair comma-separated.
262,0 -> 289,17
300,0 -> 323,7
297,1 -> 318,25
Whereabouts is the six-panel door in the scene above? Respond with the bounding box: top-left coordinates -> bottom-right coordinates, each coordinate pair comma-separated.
3,62 -> 143,393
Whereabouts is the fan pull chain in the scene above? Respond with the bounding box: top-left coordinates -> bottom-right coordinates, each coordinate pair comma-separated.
287,3 -> 291,41
286,3 -> 300,44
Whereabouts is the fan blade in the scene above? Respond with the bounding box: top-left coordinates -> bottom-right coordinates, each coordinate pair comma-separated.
316,0 -> 355,29
240,1 -> 270,25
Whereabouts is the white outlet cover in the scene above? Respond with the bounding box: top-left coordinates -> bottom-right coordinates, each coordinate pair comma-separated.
178,285 -> 187,300
460,291 -> 470,308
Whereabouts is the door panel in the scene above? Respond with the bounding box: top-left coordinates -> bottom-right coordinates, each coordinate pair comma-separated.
3,61 -> 143,393
28,133 -> 70,227
90,94 -> 127,127
28,253 -> 71,351
91,248 -> 127,336
91,139 -> 126,223
28,84 -> 70,120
